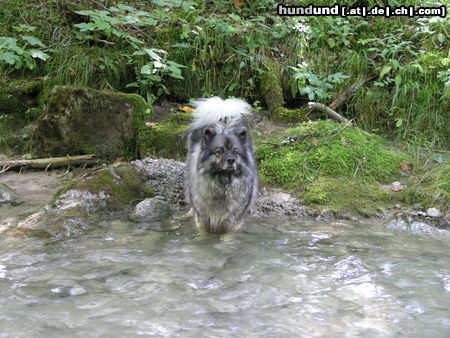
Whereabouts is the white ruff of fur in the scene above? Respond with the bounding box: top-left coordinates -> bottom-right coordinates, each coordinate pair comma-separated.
191,97 -> 252,129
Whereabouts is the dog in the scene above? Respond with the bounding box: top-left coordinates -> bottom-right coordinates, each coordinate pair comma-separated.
185,97 -> 258,234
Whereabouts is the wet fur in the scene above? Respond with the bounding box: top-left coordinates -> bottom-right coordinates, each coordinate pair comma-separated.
185,97 -> 258,234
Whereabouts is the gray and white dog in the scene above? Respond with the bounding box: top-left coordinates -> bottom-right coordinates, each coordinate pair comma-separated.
185,97 -> 258,234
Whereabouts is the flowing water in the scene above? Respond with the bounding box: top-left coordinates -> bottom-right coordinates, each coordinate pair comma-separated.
0,213 -> 449,337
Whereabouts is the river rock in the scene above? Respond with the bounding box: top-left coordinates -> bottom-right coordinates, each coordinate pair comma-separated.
385,216 -> 442,234
9,163 -> 154,239
426,208 -> 442,218
137,157 -> 186,207
253,189 -> 308,217
29,85 -> 152,158
130,196 -> 172,222
0,183 -> 23,206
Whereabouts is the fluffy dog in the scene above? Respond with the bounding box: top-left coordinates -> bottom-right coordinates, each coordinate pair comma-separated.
185,97 -> 258,234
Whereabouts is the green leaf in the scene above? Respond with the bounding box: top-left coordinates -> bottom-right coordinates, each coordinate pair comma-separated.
144,48 -> 165,61
30,50 -> 50,61
395,118 -> 403,127
126,82 -> 138,88
410,63 -> 423,73
390,59 -> 400,70
379,65 -> 392,79
166,60 -> 186,68
141,17 -> 158,26
74,23 -> 97,32
394,74 -> 402,86
431,153 -> 448,163
437,33 -> 445,43
140,64 -> 153,75
168,72 -> 184,80
132,50 -> 146,56
171,43 -> 190,48
21,35 -> 45,47
117,4 -> 136,11
0,51 -> 19,65
94,20 -> 111,31
75,10 -> 96,16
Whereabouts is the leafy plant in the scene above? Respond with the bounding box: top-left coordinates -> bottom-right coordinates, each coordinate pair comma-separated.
127,48 -> 186,103
289,64 -> 349,101
0,35 -> 50,72
74,4 -> 159,48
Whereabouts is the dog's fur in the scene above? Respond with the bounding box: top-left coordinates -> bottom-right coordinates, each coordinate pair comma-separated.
185,97 -> 258,234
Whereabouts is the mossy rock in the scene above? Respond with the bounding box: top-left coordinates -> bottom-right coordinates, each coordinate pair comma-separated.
259,60 -> 307,123
10,163 -> 154,240
29,85 -> 152,159
302,177 -> 391,218
138,113 -> 192,160
56,162 -> 155,209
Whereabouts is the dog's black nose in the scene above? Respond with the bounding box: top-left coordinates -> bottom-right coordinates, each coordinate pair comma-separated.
227,155 -> 235,164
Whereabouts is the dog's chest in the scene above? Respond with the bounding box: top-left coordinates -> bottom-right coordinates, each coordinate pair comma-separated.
195,175 -> 244,208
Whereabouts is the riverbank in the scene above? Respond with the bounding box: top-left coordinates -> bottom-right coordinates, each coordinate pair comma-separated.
0,154 -> 447,240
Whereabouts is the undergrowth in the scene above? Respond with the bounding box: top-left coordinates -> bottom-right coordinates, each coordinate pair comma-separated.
0,0 -> 448,150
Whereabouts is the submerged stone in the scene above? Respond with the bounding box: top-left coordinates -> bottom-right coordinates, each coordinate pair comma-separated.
426,207 -> 442,218
0,183 -> 23,206
29,85 -> 152,158
129,196 -> 172,222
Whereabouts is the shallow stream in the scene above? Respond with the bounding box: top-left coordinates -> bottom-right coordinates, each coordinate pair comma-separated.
0,211 -> 449,337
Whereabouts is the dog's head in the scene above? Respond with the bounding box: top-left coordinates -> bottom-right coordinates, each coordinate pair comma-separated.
200,123 -> 249,176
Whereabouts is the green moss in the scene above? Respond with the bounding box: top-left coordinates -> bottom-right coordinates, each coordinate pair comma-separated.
303,177 -> 391,218
260,60 -> 285,115
0,93 -> 27,115
260,60 -> 307,123
256,120 -> 408,189
274,107 -> 308,123
168,112 -> 194,124
139,121 -> 189,160
20,79 -> 44,96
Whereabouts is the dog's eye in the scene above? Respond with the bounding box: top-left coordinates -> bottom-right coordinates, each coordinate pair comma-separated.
215,148 -> 224,155
233,149 -> 239,156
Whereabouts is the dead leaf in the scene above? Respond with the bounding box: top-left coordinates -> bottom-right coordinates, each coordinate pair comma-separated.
178,106 -> 194,113
145,122 -> 158,127
400,161 -> 413,171
392,184 -> 406,192
233,0 -> 244,8
311,139 -> 319,146
263,129 -> 272,135
114,157 -> 124,163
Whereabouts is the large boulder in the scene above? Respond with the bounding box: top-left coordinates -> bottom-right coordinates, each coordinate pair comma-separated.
29,85 -> 152,158
9,163 -> 154,239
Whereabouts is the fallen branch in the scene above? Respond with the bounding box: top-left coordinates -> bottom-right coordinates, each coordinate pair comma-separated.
308,102 -> 352,125
329,76 -> 374,111
0,155 -> 100,173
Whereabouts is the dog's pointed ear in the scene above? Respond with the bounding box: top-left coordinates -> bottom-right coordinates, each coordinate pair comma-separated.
237,130 -> 246,142
203,128 -> 216,144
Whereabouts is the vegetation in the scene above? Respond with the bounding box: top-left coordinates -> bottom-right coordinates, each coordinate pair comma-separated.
0,0 -> 448,216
